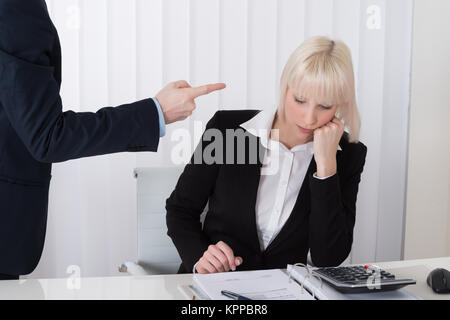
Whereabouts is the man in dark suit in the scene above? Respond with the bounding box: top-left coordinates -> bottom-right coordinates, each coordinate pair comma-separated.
0,0 -> 225,279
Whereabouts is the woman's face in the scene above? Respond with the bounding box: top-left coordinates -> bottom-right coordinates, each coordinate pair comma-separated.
282,86 -> 338,142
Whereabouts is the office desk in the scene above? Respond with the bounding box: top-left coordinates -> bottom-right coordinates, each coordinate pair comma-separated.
0,257 -> 449,300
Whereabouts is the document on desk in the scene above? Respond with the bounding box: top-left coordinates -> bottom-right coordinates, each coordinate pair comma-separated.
192,269 -> 314,300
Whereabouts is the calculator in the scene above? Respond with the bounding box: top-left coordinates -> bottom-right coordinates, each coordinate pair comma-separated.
312,265 -> 416,294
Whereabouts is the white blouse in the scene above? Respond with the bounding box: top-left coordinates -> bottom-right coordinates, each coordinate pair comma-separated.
240,110 -> 341,251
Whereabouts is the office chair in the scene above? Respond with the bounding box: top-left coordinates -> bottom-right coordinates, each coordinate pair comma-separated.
120,166 -> 207,275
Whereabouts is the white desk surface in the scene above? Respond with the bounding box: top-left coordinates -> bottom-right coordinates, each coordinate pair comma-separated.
0,256 -> 449,300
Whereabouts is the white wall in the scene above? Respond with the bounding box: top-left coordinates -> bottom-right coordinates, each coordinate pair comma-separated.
404,0 -> 450,259
27,0 -> 414,279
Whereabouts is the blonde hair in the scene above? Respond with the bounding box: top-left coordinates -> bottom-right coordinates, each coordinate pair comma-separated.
277,36 -> 361,143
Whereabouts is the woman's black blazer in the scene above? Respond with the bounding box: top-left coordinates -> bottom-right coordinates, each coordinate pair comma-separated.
166,110 -> 367,273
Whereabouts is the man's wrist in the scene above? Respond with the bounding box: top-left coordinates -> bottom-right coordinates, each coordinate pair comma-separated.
152,97 -> 166,137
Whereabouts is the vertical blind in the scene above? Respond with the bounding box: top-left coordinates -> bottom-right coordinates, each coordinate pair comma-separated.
29,0 -> 413,278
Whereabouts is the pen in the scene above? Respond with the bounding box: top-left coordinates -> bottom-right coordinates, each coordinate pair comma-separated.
221,290 -> 252,300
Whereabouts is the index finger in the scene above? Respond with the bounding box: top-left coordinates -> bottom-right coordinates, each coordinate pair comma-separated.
216,241 -> 236,271
188,83 -> 226,99
332,116 -> 344,126
332,117 -> 345,130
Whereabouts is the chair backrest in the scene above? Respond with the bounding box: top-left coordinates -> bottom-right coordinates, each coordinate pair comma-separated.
134,166 -> 207,275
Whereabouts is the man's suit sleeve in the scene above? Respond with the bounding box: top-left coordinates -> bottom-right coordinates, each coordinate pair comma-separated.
308,143 -> 368,267
0,0 -> 160,163
166,112 -> 221,272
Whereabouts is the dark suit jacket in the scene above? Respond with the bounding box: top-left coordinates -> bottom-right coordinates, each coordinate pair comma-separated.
0,0 -> 160,275
166,110 -> 367,273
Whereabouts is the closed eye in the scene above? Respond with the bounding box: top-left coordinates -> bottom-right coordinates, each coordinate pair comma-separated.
295,97 -> 333,110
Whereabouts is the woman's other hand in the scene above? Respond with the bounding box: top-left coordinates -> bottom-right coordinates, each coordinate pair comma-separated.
195,241 -> 243,274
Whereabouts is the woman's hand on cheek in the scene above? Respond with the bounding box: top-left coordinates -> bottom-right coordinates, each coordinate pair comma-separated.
313,117 -> 345,178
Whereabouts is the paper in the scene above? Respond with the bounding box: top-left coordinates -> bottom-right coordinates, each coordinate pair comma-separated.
192,269 -> 314,300
287,264 -> 421,300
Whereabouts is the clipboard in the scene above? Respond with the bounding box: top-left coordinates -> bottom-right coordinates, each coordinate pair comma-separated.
181,268 -> 315,300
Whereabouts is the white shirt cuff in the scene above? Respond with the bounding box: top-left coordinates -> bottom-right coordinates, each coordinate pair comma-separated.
313,172 -> 336,180
193,261 -> 199,274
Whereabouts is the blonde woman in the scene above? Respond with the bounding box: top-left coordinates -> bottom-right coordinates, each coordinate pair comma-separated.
166,36 -> 367,274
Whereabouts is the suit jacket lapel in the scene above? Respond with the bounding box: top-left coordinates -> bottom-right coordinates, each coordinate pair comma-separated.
244,138 -> 265,253
263,155 -> 317,254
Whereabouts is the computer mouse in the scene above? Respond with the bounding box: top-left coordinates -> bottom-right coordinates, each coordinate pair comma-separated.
427,268 -> 450,293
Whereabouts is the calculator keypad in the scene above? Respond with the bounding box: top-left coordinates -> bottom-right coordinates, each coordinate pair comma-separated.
310,265 -> 416,293
314,266 -> 396,284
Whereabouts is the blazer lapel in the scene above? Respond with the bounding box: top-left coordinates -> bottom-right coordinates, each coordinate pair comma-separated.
243,138 -> 265,253
263,155 -> 317,254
